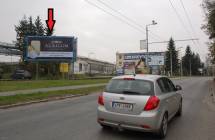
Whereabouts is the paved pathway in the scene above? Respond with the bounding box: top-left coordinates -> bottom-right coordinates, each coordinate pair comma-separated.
0,83 -> 107,97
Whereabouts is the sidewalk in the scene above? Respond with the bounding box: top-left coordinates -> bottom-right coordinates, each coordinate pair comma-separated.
203,79 -> 215,112
0,83 -> 107,97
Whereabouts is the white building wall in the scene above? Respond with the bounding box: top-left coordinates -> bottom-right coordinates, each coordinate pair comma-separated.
70,56 -> 115,75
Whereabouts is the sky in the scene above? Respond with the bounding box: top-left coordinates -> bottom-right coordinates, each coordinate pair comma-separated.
0,0 -> 210,63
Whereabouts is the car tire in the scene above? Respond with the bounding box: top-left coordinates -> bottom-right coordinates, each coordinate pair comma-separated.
100,124 -> 111,130
157,113 -> 168,138
176,100 -> 182,117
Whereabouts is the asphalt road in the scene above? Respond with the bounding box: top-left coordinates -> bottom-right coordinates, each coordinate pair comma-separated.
0,77 -> 214,140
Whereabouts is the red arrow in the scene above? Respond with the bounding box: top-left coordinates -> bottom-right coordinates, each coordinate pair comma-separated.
46,8 -> 56,33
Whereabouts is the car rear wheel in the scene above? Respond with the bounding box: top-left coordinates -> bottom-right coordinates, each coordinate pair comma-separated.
100,124 -> 111,130
176,100 -> 182,117
157,113 -> 168,138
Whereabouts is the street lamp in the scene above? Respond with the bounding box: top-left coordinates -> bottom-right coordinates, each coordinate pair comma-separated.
146,20 -> 157,66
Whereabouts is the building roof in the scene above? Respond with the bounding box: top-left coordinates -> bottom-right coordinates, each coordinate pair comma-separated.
117,51 -> 165,55
77,55 -> 115,65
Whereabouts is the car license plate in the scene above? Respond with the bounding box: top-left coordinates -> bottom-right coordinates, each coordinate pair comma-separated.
112,102 -> 133,110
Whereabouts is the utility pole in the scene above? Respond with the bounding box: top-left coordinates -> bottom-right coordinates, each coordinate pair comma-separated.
181,59 -> 183,77
36,62 -> 39,80
189,57 -> 192,76
146,26 -> 149,66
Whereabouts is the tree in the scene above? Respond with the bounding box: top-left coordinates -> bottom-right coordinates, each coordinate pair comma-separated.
165,38 -> 179,76
27,16 -> 37,36
182,46 -> 203,76
182,46 -> 191,76
202,1 -> 215,39
15,16 -> 55,51
35,16 -> 45,36
45,27 -> 54,36
15,15 -> 28,51
202,0 -> 215,63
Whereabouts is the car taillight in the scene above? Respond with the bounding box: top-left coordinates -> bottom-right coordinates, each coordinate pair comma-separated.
144,96 -> 160,111
98,94 -> 104,106
123,78 -> 135,80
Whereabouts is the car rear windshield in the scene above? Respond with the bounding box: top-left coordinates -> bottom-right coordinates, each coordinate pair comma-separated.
105,79 -> 154,95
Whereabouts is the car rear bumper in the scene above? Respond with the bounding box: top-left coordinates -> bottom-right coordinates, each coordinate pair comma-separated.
97,106 -> 162,132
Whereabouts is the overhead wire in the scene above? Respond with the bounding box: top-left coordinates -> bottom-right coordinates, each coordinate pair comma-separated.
168,0 -> 197,46
179,0 -> 201,45
96,0 -> 164,41
84,0 -> 146,34
85,0 -> 198,46
85,0 -> 163,41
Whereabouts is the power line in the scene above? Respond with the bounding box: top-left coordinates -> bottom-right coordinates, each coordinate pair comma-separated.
84,0 -> 146,34
168,0 -> 197,46
95,0 -> 163,41
96,0 -> 144,29
148,38 -> 199,44
179,0 -> 196,35
179,0 -> 201,45
149,31 -> 165,40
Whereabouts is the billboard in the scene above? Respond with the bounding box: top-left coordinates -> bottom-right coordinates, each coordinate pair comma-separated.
123,61 -> 135,75
24,36 -> 77,61
124,52 -> 165,66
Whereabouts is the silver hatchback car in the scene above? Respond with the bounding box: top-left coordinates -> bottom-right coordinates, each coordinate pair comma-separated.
97,74 -> 183,138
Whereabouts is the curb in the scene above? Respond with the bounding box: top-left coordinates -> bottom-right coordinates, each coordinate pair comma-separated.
0,93 -> 89,109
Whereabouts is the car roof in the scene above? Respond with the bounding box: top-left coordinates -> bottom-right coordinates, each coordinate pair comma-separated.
112,74 -> 166,82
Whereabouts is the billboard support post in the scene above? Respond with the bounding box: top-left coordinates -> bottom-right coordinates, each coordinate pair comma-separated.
72,60 -> 74,75
62,71 -> 64,80
36,62 -> 39,80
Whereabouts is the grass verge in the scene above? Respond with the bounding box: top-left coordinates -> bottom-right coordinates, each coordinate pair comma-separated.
0,85 -> 105,106
0,79 -> 109,92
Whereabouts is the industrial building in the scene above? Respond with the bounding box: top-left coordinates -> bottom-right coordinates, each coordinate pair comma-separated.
71,56 -> 115,75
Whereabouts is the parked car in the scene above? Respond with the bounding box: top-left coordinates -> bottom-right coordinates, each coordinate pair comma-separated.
97,74 -> 183,138
11,69 -> 32,80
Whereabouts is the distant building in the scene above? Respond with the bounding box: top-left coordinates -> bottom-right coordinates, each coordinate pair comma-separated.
71,56 -> 115,75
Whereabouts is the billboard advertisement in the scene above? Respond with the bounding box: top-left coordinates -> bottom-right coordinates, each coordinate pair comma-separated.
116,52 -> 165,75
123,61 -> 135,75
24,36 -> 77,61
124,52 -> 165,66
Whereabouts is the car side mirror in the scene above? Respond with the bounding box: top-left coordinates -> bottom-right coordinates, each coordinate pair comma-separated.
175,85 -> 182,91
